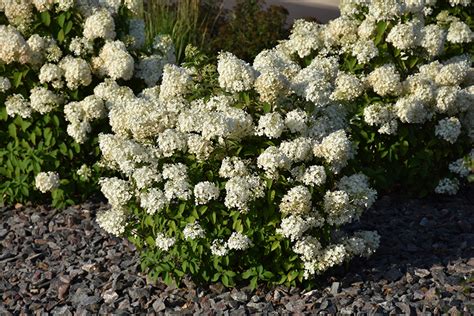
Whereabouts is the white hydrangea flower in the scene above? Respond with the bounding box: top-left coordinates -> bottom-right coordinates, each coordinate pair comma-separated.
367,64 -> 402,96
76,164 -> 92,179
351,39 -> 379,65
0,25 -> 31,64
219,157 -> 249,178
420,24 -> 446,57
312,244 -> 347,275
448,155 -> 471,178
253,48 -> 300,79
323,16 -> 359,48
96,206 -> 126,236
183,222 -> 205,240
162,163 -> 188,181
135,55 -> 166,87
435,117 -> 462,144
69,36 -> 94,57
436,60 -> 469,87
153,34 -> 176,64
29,86 -> 62,114
448,0 -> 471,6
140,188 -> 168,215
132,166 -> 162,190
0,76 -> 11,93
39,63 -> 64,89
83,9 -> 116,40
313,130 -> 353,173
224,175 -> 265,212
343,230 -> 380,257
226,232 -> 253,251
324,190 -> 356,225
394,95 -> 431,124
67,121 -> 91,144
276,215 -> 324,242
386,20 -> 421,50
124,0 -> 143,15
93,40 -> 134,80
285,109 -> 308,134
257,146 -> 290,178
446,20 -> 473,44
159,64 -> 192,102
187,134 -> 214,161
279,137 -> 313,163
256,112 -> 285,139
297,165 -> 327,187
363,103 -> 398,135
435,178 -> 459,195
279,185 -> 312,215
35,171 -> 60,193
291,66 -> 331,106
5,94 -> 32,118
99,177 -> 132,207
284,19 -> 322,58
294,236 -> 322,262
337,173 -> 377,210
330,72 -> 364,101
254,70 -> 289,103
194,181 -> 220,205
155,232 -> 176,251
157,129 -> 187,157
217,52 -> 256,93
59,56 -> 92,90
210,239 -> 229,256
164,179 -> 192,201
435,86 -> 460,115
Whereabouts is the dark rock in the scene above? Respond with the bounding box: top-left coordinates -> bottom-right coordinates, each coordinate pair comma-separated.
284,300 -> 305,312
385,268 -> 403,282
330,282 -> 340,295
414,269 -> 430,278
230,290 -> 248,302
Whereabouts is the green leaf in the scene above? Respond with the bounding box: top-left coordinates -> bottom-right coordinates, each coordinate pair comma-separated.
57,29 -> 65,42
271,240 -> 280,251
8,124 -> 17,138
40,11 -> 51,26
263,102 -> 271,113
146,236 -> 155,247
249,276 -> 258,290
287,270 -> 299,282
13,72 -> 23,88
65,21 -> 73,35
241,269 -> 254,279
57,13 -> 66,27
222,274 -> 230,287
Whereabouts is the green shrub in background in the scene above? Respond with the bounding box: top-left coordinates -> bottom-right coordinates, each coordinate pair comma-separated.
337,0 -> 474,195
0,0 -> 174,207
209,0 -> 289,62
144,0 -> 290,63
271,0 -> 473,196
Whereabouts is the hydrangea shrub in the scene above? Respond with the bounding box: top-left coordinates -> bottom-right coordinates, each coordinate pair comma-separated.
96,48 -> 380,287
312,0 -> 473,194
0,0 -> 175,207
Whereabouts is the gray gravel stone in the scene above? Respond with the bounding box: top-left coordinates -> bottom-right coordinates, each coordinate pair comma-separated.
1,186 -> 473,315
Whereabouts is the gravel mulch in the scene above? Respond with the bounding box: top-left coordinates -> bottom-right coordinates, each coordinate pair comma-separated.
1,185 -> 473,315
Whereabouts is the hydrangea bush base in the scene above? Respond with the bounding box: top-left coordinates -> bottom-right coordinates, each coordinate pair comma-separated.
96,50 -> 380,287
